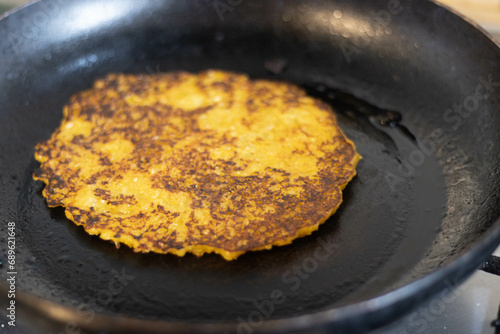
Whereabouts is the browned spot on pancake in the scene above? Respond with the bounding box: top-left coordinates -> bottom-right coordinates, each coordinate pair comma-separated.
34,70 -> 361,260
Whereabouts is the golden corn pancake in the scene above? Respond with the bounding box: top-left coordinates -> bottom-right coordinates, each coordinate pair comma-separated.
34,70 -> 360,260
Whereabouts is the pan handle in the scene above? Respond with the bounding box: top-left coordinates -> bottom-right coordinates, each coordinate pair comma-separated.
492,305 -> 500,334
480,255 -> 500,276
481,256 -> 500,333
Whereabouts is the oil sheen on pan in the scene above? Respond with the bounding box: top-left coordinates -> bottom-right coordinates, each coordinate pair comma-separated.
33,70 -> 361,260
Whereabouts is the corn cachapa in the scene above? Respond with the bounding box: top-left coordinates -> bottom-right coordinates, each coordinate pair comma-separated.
34,70 -> 361,260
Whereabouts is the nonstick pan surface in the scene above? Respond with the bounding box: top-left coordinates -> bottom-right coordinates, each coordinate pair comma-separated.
0,0 -> 500,333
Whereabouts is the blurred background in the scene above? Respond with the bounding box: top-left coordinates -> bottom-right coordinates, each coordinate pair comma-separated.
0,0 -> 23,15
1,0 -> 500,40
3,0 -> 500,41
440,0 -> 500,41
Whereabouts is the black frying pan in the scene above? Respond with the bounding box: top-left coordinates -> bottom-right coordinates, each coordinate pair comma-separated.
1,0 -> 500,333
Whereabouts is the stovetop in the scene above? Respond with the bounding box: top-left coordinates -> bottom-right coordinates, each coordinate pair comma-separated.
372,246 -> 500,334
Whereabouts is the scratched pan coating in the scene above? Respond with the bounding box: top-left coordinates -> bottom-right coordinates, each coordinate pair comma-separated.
0,0 -> 499,333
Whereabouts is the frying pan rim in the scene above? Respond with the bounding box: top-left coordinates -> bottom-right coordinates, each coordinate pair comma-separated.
431,0 -> 500,49
3,221 -> 499,333
1,0 -> 500,332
